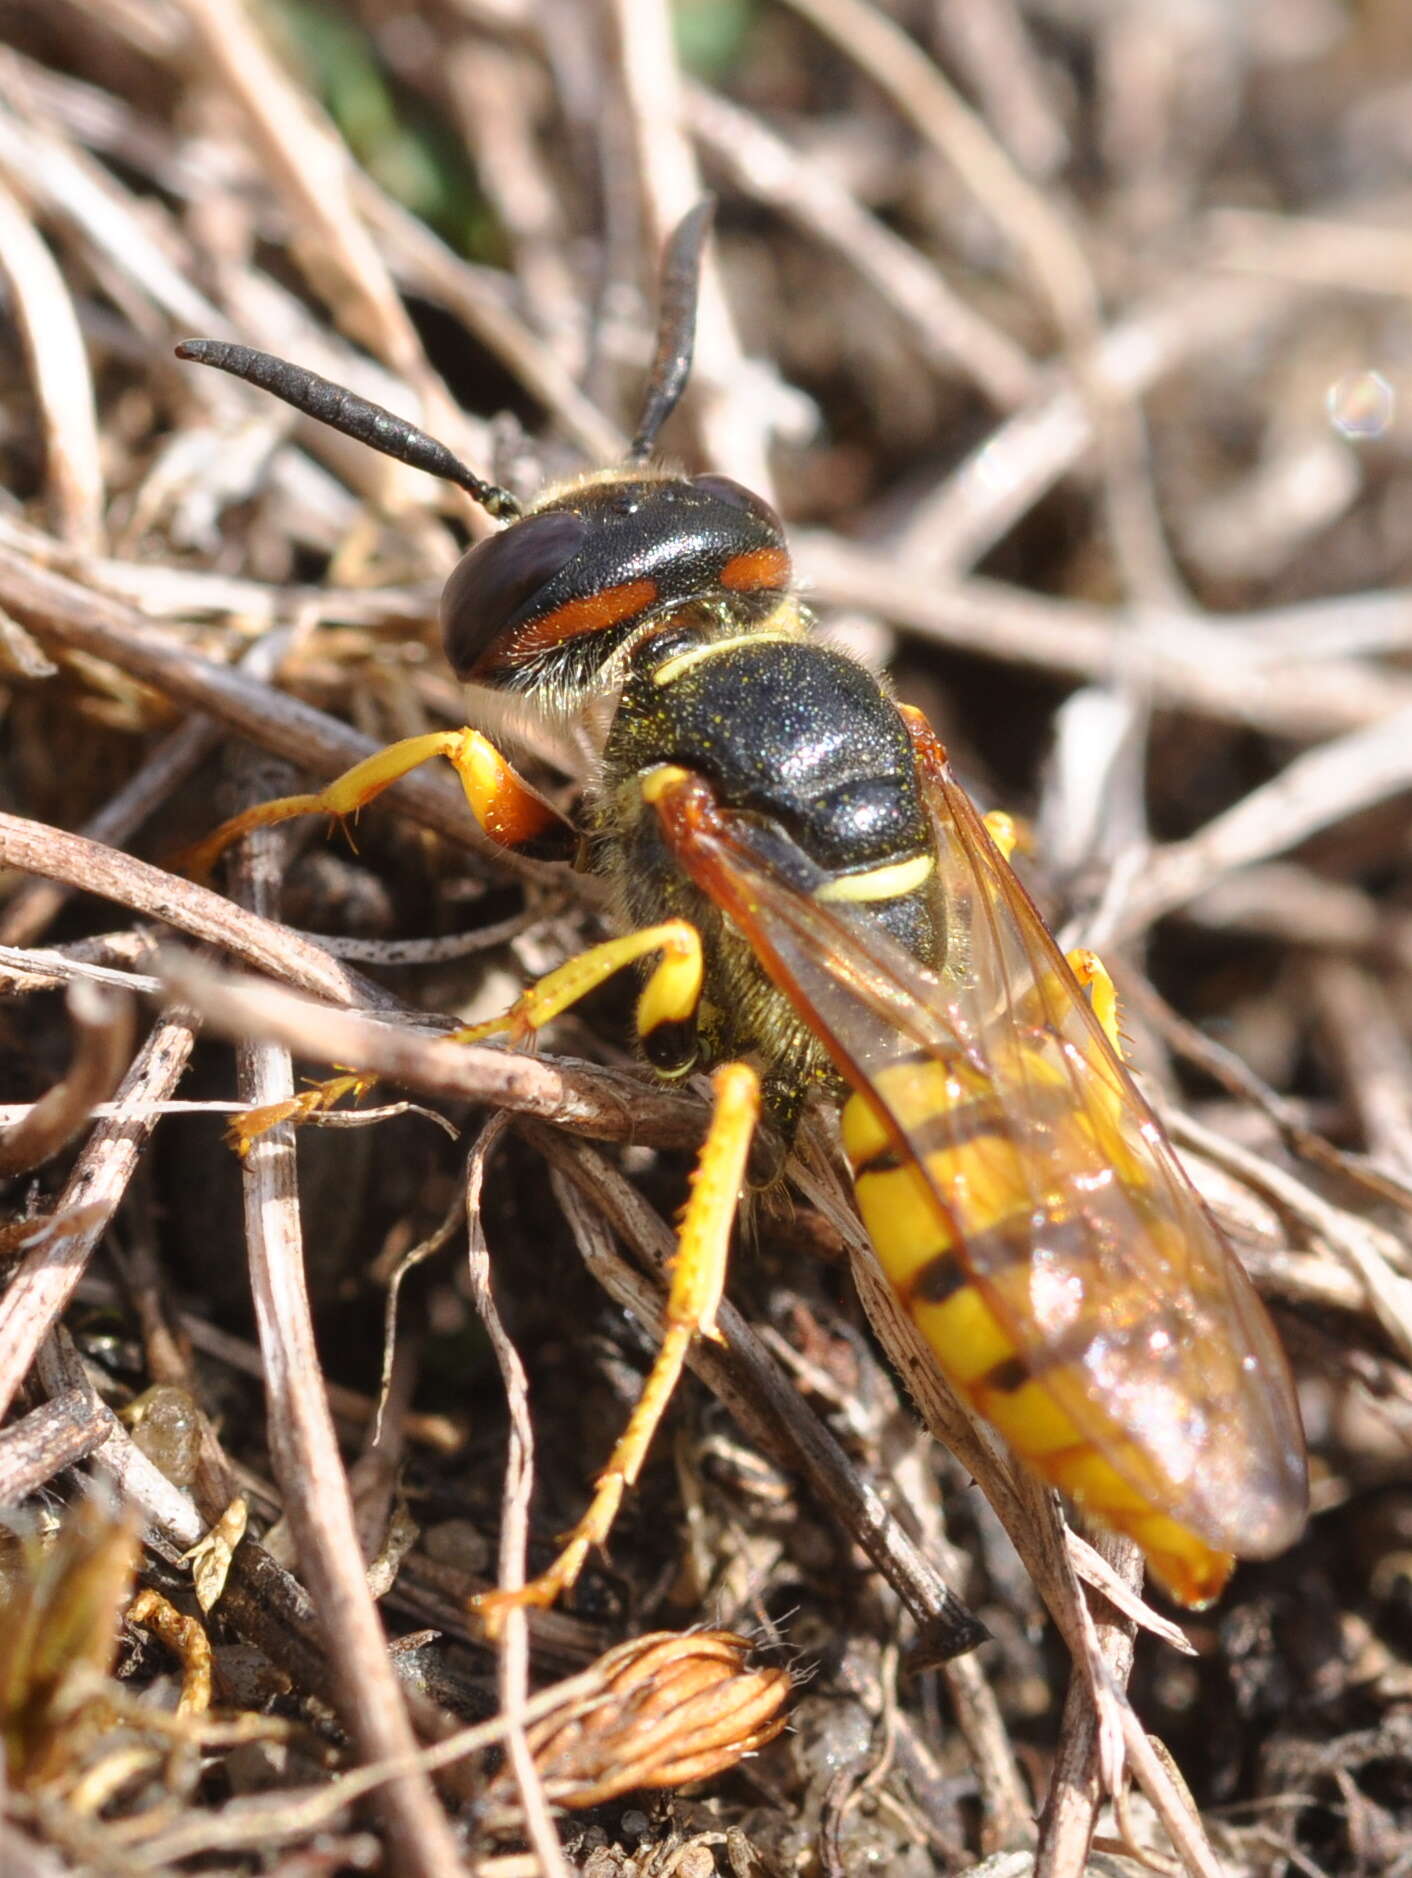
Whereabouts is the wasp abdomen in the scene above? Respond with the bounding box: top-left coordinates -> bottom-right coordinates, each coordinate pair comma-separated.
841,1054 -> 1239,1607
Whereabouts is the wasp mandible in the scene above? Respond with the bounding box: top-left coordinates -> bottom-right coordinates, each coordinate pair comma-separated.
179,201 -> 1308,1623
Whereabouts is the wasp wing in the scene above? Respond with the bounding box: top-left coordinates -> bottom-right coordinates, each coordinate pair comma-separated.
653,766 -> 1307,1560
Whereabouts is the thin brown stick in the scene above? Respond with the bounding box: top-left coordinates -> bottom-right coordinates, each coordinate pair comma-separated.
0,813 -> 393,1011
1118,703 -> 1412,936
686,83 -> 1036,411
0,941 -> 163,1000
0,981 -> 135,1176
1308,960 -> 1412,1178
798,541 -> 1412,742
604,0 -> 776,498
1180,863 -> 1412,975
0,631 -> 287,949
443,42 -> 584,369
177,0 -> 423,384
0,719 -> 220,948
894,277 -> 1288,576
1035,1533 -> 1139,1878
0,1387 -> 112,1502
0,72 -> 220,332
1167,1111 -> 1412,1361
228,819 -> 465,1878
0,174 -> 103,550
354,182 -> 624,466
465,1119 -> 571,1878
0,1011 -> 196,1421
157,949 -> 709,1150
777,0 -> 1182,609
931,0 -> 1069,179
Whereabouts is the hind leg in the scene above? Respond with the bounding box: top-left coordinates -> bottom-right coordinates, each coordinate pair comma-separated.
474,1060 -> 760,1634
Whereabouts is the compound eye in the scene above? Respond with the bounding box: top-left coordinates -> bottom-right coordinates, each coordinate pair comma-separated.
691,474 -> 784,539
440,509 -> 588,679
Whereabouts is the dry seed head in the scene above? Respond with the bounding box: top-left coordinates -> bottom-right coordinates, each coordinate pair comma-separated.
487,1629 -> 789,1816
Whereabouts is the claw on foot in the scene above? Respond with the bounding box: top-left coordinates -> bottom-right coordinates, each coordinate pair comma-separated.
227,1071 -> 378,1155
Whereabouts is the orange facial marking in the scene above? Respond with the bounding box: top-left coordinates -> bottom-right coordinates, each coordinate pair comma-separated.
719,546 -> 790,592
504,578 -> 658,661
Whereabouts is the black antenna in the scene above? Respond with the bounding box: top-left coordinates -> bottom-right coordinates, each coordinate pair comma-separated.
174,339 -> 523,521
626,198 -> 715,465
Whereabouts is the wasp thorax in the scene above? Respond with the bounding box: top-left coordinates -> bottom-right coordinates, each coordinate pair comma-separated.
440,472 -> 790,694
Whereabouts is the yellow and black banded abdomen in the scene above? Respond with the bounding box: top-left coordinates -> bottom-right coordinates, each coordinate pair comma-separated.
841,1055 -> 1235,1606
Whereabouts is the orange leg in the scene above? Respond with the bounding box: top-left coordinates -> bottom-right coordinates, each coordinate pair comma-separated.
226,1071 -> 378,1157
183,729 -> 573,879
187,730 -> 575,1148
474,1060 -> 760,1635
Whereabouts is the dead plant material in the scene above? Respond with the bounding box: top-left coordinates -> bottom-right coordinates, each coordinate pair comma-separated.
0,1497 -> 140,1794
481,1630 -> 791,1823
2,1 -> 1411,1873
0,980 -> 134,1176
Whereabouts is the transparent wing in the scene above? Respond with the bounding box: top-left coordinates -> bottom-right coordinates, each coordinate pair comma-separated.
653,765 -> 1307,1557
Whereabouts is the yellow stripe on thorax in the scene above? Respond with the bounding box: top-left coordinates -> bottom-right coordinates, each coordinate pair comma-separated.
651,630 -> 796,686
815,853 -> 935,904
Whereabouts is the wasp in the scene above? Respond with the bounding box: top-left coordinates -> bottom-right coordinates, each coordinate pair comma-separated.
179,202 -> 1307,1621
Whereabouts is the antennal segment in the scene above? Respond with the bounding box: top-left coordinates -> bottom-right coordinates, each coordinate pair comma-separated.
175,339 -> 523,520
626,198 -> 716,465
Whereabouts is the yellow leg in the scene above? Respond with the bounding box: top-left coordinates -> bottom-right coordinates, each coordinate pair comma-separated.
448,919 -> 704,1064
183,729 -> 571,879
1008,946 -> 1125,1063
1065,948 -> 1122,1051
229,921 -> 706,1152
983,809 -> 1019,861
474,1061 -> 760,1635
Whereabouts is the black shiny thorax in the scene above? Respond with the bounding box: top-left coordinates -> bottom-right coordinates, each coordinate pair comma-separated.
597,630 -> 942,1125
608,636 -> 930,877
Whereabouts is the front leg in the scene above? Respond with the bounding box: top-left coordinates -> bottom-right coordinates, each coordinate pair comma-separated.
192,727 -> 579,1146
184,728 -> 575,878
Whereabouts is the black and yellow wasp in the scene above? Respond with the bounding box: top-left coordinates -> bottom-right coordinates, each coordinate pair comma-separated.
180,203 -> 1307,1620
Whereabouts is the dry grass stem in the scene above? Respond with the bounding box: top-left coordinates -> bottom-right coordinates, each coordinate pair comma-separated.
228,823 -> 464,1878
0,175 -> 103,552
0,1389 -> 112,1504
0,982 -> 134,1176
461,1115 -> 567,1875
